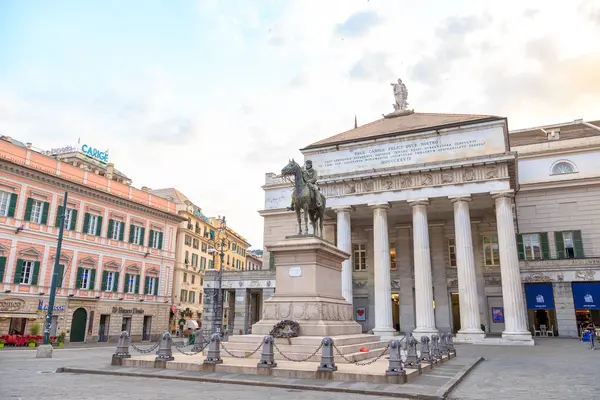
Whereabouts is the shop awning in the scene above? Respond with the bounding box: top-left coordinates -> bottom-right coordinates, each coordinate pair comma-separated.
525,283 -> 555,310
0,313 -> 43,319
572,282 -> 600,310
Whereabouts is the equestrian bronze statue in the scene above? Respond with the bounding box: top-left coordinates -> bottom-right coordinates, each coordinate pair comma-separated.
281,159 -> 326,237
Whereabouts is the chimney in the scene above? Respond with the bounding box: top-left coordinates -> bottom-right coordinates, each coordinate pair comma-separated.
26,142 -> 32,149
106,162 -> 115,180
141,186 -> 151,192
4,136 -> 11,143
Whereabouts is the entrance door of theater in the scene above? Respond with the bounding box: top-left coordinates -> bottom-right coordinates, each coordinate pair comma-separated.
392,293 -> 400,331
70,308 -> 87,342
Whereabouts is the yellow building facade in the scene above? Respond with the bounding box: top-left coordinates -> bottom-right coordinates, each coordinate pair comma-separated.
208,217 -> 251,271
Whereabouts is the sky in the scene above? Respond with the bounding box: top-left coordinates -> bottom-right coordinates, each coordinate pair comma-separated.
1,0 -> 600,249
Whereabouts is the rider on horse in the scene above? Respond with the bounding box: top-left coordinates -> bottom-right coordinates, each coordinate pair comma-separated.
288,160 -> 323,210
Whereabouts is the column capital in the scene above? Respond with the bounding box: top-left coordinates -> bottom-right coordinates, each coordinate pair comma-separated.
491,190 -> 514,200
449,195 -> 472,204
407,198 -> 429,207
332,206 -> 354,213
368,202 -> 390,210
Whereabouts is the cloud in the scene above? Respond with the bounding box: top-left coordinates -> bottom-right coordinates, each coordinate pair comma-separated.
579,0 -> 600,26
349,52 -> 394,82
523,9 -> 540,19
334,11 -> 382,38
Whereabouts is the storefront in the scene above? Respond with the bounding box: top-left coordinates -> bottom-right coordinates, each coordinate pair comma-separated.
572,281 -> 600,336
0,296 -> 67,337
525,283 -> 557,336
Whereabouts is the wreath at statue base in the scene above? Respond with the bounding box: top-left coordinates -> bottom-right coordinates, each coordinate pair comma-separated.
269,320 -> 300,343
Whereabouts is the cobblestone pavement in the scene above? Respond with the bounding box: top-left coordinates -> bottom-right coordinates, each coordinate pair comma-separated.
449,338 -> 599,400
0,347 -> 406,400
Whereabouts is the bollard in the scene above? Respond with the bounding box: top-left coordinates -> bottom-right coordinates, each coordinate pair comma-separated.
203,333 -> 223,365
385,340 -> 406,376
446,333 -> 456,357
257,335 -> 277,369
404,335 -> 421,373
111,331 -> 131,365
420,336 -> 434,365
155,331 -> 174,361
431,334 -> 442,362
439,332 -> 449,356
317,337 -> 337,372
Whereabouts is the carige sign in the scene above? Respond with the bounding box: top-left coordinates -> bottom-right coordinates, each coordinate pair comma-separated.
81,144 -> 109,163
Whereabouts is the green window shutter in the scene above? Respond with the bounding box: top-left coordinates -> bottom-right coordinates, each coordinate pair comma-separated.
56,264 -> 65,288
140,227 -> 146,246
516,234 -> 525,260
554,232 -> 565,259
55,206 -> 64,227
134,275 -> 140,294
154,278 -> 159,295
107,220 -> 114,240
149,229 -> 155,248
70,209 -> 78,230
124,273 -> 130,293
89,269 -> 96,290
41,202 -> 49,225
158,232 -> 163,250
83,213 -> 91,234
129,225 -> 135,243
7,193 -> 18,218
31,261 -> 41,285
0,256 -> 6,283
540,232 -> 550,259
101,271 -> 108,291
14,259 -> 24,284
76,267 -> 83,289
24,198 -> 33,221
113,272 -> 119,292
119,222 -> 125,241
144,276 -> 149,295
96,216 -> 103,236
573,230 -> 584,258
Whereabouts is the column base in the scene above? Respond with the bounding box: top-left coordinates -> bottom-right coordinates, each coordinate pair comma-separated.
372,328 -> 399,341
455,330 -> 486,343
411,327 -> 439,339
501,331 -> 535,346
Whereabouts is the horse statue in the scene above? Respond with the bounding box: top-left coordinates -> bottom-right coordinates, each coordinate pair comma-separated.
281,159 -> 326,237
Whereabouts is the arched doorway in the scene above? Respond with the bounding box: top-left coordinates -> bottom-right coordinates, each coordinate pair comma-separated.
70,308 -> 87,342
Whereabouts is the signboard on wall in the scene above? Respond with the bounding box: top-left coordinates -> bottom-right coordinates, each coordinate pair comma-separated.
492,307 -> 504,323
355,307 -> 366,322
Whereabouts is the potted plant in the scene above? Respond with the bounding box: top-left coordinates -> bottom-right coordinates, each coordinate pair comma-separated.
57,331 -> 66,347
30,324 -> 41,336
27,339 -> 37,347
0,338 -> 5,349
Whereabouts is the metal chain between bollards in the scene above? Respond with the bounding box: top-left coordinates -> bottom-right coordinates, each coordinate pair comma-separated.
173,340 -> 208,356
130,341 -> 160,354
220,340 -> 264,359
332,342 -> 391,366
273,342 -> 323,362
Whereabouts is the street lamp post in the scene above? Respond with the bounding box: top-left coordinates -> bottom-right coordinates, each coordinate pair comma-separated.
209,216 -> 231,335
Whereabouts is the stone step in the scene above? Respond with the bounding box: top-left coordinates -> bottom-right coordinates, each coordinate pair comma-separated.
226,334 -> 386,347
222,340 -> 389,356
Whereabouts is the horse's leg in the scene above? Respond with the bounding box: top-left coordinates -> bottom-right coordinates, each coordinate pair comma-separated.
309,210 -> 316,236
303,203 -> 309,234
319,209 -> 324,238
295,205 -> 302,235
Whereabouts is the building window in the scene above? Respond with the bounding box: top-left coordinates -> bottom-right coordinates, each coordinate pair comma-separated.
132,225 -> 144,245
20,261 -> 34,285
111,220 -> 123,240
200,257 -> 206,270
183,272 -> 188,282
0,191 -> 11,216
522,234 -> 541,260
189,291 -> 195,304
390,248 -> 396,270
184,235 -> 192,246
64,208 -> 75,230
208,259 -> 214,269
146,276 -> 158,295
201,242 -> 208,253
198,293 -> 203,304
105,271 -> 116,292
353,244 -> 366,271
191,253 -> 198,267
191,275 -> 195,284
30,200 -> 44,224
86,214 -> 101,236
180,289 -> 188,303
150,230 -> 163,249
81,268 -> 92,290
185,251 -> 190,264
482,235 -> 500,266
448,238 -> 457,267
551,161 -> 576,175
193,238 -> 199,249
555,230 -> 584,259
127,274 -> 137,294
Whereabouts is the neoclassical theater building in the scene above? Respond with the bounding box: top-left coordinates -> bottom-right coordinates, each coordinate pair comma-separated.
260,97 -> 600,344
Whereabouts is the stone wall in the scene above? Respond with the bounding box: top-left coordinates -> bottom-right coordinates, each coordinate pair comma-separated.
552,282 -> 579,337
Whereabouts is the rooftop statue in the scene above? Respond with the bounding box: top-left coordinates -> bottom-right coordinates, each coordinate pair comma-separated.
281,159 -> 326,237
391,78 -> 409,111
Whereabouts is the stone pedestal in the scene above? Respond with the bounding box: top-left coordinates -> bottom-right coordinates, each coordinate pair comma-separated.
251,235 -> 362,337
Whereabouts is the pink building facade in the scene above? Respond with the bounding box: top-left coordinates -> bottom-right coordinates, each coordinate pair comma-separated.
0,139 -> 184,343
